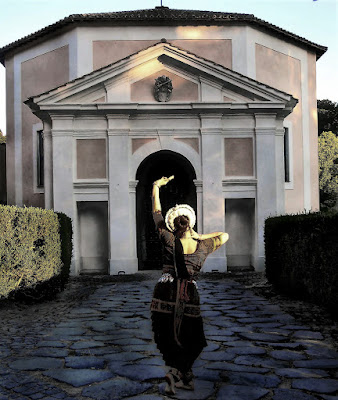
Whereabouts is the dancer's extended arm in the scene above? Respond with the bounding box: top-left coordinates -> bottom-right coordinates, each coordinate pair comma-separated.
191,229 -> 229,245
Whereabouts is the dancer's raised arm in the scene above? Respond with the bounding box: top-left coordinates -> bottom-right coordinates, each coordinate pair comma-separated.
152,175 -> 174,217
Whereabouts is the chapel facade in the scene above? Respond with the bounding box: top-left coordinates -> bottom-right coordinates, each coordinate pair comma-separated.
0,7 -> 326,274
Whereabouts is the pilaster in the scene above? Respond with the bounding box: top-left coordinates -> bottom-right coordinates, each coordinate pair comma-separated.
42,121 -> 53,210
51,116 -> 76,273
200,115 -> 227,272
254,113 -> 278,271
193,179 -> 203,233
107,115 -> 137,274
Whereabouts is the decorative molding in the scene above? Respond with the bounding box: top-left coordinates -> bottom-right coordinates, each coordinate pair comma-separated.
50,114 -> 75,121
255,128 -> 276,135
73,130 -> 107,138
51,129 -> 74,137
107,129 -> 130,136
222,179 -> 257,198
200,128 -> 223,135
222,179 -> 257,186
129,129 -> 200,136
73,180 -> 109,189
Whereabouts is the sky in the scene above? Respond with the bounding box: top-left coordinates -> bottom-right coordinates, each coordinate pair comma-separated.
0,0 -> 337,135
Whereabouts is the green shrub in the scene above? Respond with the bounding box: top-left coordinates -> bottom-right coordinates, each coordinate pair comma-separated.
265,212 -> 338,316
0,205 -> 72,301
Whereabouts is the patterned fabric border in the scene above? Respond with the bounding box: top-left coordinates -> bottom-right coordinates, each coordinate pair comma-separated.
150,298 -> 201,317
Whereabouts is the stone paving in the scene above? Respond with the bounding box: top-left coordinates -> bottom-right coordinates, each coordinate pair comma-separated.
0,274 -> 338,400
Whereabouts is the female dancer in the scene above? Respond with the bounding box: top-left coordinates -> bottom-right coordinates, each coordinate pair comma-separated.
150,176 -> 229,395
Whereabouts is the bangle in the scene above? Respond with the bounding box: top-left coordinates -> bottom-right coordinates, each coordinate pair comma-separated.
153,183 -> 160,189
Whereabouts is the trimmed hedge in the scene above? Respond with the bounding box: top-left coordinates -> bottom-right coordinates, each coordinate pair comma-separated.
0,205 -> 72,301
265,212 -> 338,316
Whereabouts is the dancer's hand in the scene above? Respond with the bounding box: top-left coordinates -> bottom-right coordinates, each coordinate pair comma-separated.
190,229 -> 201,240
154,176 -> 174,187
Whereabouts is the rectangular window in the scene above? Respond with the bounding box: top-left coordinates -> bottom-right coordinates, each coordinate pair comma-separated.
284,127 -> 290,183
37,130 -> 44,187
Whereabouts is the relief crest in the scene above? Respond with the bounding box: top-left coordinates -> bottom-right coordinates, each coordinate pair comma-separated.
154,75 -> 173,102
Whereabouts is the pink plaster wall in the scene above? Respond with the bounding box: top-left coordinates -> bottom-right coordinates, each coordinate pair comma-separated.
224,138 -> 253,176
175,137 -> 199,153
171,40 -> 232,69
93,40 -> 158,70
131,69 -> 198,102
93,39 -> 232,70
21,45 -> 69,207
255,44 -> 303,213
308,52 -> 319,211
5,57 -> 15,204
77,139 -> 107,179
132,138 -> 157,154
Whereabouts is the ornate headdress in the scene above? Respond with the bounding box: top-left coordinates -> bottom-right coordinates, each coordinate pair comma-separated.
165,204 -> 196,232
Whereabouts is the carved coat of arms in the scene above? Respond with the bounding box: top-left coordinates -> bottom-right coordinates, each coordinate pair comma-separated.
154,75 -> 173,102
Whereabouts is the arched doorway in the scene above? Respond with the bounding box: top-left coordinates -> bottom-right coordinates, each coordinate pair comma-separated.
136,150 -> 197,270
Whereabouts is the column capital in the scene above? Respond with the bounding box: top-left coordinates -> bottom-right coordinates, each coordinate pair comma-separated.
199,113 -> 223,132
193,179 -> 203,193
106,114 -> 130,130
129,180 -> 139,193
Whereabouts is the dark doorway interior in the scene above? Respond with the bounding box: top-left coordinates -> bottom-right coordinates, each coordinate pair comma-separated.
136,150 -> 197,270
77,201 -> 109,274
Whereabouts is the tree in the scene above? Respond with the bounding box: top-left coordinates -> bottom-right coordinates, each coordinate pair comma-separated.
318,131 -> 338,210
317,100 -> 338,136
0,130 -> 5,144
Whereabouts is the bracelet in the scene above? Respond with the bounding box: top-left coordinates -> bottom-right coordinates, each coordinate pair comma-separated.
153,183 -> 160,189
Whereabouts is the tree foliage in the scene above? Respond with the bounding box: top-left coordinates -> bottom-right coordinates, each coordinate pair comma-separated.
317,99 -> 338,136
0,130 -> 6,144
318,131 -> 338,210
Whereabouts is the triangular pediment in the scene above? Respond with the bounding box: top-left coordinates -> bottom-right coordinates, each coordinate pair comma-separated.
26,41 -> 297,110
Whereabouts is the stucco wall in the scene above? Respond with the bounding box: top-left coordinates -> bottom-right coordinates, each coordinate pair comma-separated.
5,57 -> 15,205
255,44 -> 303,213
224,138 -> 253,176
76,139 -> 107,179
130,69 -> 198,102
93,39 -> 232,70
21,45 -> 69,206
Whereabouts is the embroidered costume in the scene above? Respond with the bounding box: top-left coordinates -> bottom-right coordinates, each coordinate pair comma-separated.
150,211 -> 222,376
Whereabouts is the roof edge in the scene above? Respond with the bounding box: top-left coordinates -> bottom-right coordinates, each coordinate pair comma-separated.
0,8 -> 327,65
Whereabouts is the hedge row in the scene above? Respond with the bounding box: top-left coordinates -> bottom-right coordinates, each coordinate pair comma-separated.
265,212 -> 338,316
0,205 -> 72,301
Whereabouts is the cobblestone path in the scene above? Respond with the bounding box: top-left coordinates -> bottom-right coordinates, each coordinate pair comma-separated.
0,275 -> 338,400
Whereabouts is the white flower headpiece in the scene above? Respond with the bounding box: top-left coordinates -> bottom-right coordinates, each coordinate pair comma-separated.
165,204 -> 196,232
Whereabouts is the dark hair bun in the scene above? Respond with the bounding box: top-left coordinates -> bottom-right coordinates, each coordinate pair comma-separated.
173,215 -> 190,238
